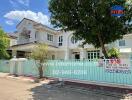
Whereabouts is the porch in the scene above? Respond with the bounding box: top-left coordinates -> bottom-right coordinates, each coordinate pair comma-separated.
9,43 -> 102,60
9,43 -> 63,59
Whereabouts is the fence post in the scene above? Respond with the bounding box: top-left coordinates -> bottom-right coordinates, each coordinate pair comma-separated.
9,58 -> 18,74
17,58 -> 27,76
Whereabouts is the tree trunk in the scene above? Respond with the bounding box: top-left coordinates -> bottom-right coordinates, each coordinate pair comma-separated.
38,64 -> 43,79
97,33 -> 108,58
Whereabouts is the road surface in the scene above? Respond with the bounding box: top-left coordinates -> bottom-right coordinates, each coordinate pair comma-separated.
0,77 -> 125,100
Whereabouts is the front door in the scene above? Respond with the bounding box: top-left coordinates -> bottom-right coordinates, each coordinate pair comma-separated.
75,54 -> 80,59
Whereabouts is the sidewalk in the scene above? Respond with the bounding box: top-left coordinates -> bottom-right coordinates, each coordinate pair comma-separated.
0,72 -> 9,78
0,72 -> 54,84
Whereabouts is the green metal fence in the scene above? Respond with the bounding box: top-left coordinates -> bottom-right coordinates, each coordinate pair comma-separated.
22,60 -> 38,76
44,60 -> 132,85
0,59 -> 132,86
0,60 -> 10,73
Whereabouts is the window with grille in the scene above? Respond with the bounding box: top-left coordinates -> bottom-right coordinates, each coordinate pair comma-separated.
47,34 -> 53,42
58,36 -> 63,46
87,50 -> 100,59
71,36 -> 78,44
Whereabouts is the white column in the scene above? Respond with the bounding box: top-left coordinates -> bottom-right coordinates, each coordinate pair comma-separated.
72,53 -> 75,59
17,58 -> 27,75
9,58 -> 18,74
80,49 -> 86,60
65,49 -> 69,60
12,50 -> 17,58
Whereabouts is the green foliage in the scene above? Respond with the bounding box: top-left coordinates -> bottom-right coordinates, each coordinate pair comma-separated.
0,28 -> 10,59
49,0 -> 132,58
108,48 -> 120,58
30,43 -> 48,63
30,43 -> 48,78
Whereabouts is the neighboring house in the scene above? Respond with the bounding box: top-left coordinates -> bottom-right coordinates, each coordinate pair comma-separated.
113,34 -> 132,59
7,34 -> 17,58
9,18 -> 132,59
8,34 -> 17,46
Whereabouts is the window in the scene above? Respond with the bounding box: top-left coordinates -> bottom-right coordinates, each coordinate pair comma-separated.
58,36 -> 63,46
87,50 -> 100,59
28,23 -> 32,28
71,36 -> 78,44
21,29 -> 31,38
119,40 -> 125,46
47,34 -> 53,42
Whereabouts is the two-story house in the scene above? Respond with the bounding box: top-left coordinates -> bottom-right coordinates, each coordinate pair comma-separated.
9,18 -> 132,59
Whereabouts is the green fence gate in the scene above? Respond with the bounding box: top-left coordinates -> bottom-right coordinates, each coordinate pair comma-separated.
0,59 -> 132,87
44,59 -> 132,86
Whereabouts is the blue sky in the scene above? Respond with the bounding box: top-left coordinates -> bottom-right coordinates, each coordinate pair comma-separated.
0,0 -> 50,33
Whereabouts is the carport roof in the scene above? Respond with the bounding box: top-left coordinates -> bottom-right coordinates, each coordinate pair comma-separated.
9,42 -> 58,51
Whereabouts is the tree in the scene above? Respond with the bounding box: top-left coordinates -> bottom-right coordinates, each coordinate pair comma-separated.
0,28 -> 10,59
49,0 -> 132,58
30,43 -> 48,78
108,48 -> 120,58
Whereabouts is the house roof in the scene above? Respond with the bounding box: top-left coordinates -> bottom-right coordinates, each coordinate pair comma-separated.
10,42 -> 58,48
16,18 -> 60,33
9,42 -> 59,51
7,34 -> 17,39
124,33 -> 132,37
16,18 -> 35,28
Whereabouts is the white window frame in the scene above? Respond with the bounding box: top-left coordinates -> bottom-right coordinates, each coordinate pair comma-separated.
87,50 -> 100,59
47,34 -> 53,42
58,36 -> 63,46
71,36 -> 78,44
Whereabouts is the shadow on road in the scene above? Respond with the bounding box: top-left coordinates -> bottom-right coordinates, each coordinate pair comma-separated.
30,83 -> 124,100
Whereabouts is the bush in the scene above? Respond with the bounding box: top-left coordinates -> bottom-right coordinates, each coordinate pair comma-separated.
108,48 -> 120,58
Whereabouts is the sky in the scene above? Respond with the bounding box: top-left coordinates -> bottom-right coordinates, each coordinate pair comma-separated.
1,0 -> 132,33
0,0 -> 51,33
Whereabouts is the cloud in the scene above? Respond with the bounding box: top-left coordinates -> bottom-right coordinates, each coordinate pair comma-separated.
5,20 -> 14,25
17,0 -> 30,7
4,10 -> 50,26
9,0 -> 19,8
9,0 -> 30,8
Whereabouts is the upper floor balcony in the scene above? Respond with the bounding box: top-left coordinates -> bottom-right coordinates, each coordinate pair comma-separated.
17,29 -> 31,44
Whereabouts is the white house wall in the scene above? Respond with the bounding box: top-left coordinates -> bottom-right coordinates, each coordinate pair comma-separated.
10,38 -> 17,46
16,19 -> 97,50
13,18 -> 132,59
17,20 -> 36,44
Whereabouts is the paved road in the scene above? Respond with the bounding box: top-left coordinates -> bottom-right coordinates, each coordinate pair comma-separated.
0,78 -> 125,100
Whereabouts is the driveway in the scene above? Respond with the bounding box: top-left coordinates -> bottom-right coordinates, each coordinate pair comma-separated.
0,77 -> 127,100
